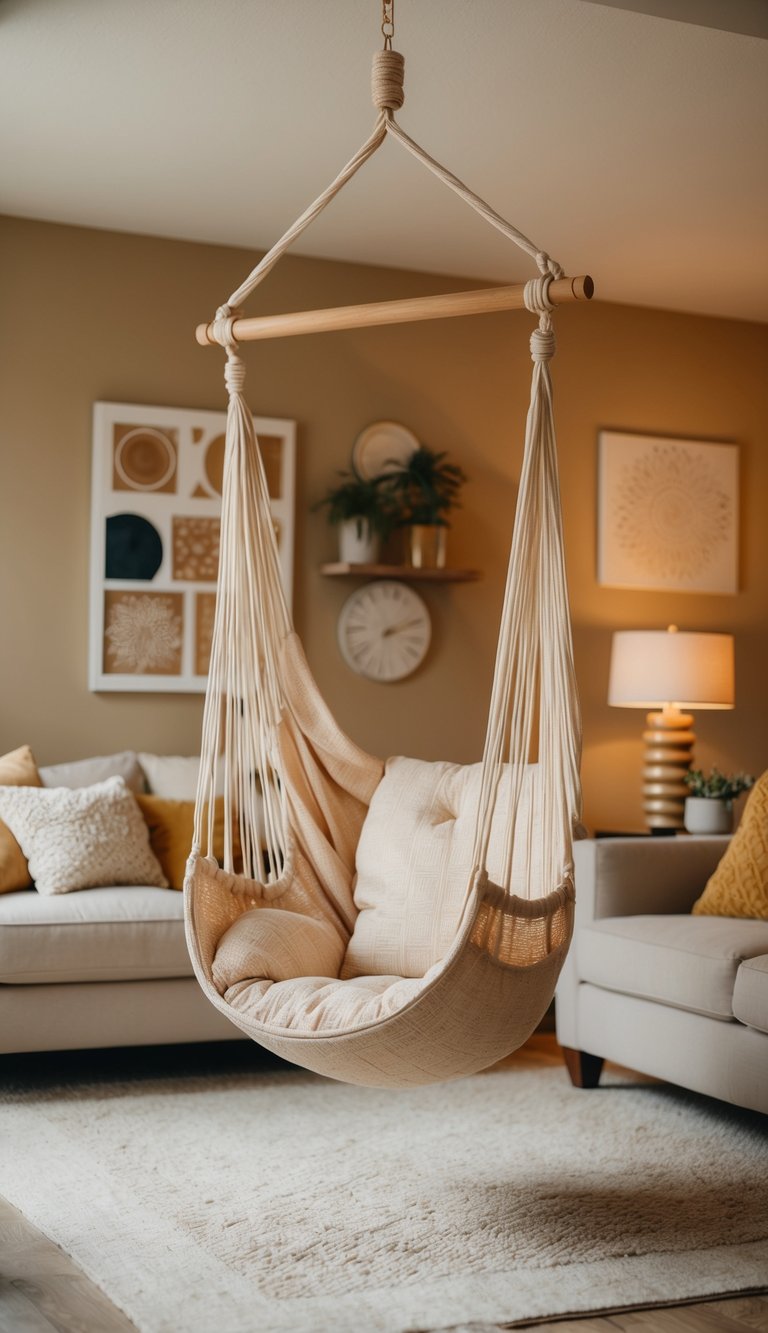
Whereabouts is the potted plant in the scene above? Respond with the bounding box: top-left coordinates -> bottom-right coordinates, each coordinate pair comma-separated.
313,471 -> 394,564
383,445 -> 467,569
683,767 -> 755,835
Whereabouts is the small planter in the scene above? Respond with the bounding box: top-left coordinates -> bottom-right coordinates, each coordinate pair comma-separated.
406,524 -> 447,570
338,518 -> 380,565
684,797 -> 733,836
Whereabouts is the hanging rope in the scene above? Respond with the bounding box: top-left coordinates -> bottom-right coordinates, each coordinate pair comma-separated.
196,11 -> 582,911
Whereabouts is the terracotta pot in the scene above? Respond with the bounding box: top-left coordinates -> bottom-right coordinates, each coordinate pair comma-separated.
406,524 -> 447,570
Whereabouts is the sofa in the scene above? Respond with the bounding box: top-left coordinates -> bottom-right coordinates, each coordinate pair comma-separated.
556,836 -> 768,1115
0,748 -> 244,1055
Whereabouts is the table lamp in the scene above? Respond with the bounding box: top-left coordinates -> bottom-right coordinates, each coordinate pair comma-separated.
608,625 -> 735,830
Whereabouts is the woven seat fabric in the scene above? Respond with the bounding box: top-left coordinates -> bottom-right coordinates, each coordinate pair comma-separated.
186,850 -> 573,1087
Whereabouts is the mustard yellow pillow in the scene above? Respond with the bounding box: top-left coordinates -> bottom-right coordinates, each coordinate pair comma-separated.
692,770 -> 768,919
136,795 -> 241,890
0,745 -> 42,892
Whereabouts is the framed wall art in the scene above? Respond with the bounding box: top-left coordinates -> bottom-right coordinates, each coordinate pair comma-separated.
597,431 -> 738,594
89,401 -> 296,692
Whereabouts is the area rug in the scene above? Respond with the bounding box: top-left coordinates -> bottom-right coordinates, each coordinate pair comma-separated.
1,1057 -> 766,1333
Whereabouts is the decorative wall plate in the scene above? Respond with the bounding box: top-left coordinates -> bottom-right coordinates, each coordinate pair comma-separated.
352,421 -> 419,480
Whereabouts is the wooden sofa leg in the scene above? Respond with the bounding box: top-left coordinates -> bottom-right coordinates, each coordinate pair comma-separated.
562,1046 -> 604,1089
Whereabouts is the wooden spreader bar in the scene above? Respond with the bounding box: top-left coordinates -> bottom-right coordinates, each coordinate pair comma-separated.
196,274 -> 593,347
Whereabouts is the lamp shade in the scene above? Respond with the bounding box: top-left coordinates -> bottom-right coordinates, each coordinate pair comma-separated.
608,628 -> 735,710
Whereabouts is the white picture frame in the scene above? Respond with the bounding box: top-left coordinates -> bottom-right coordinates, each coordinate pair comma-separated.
89,401 -> 296,693
597,431 -> 738,594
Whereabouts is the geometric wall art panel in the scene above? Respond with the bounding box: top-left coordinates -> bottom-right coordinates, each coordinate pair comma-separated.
90,402 -> 296,692
597,431 -> 738,594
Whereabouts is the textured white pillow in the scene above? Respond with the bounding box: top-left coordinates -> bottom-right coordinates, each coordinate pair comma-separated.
0,776 -> 168,896
343,757 -> 541,980
40,750 -> 144,794
139,753 -> 224,800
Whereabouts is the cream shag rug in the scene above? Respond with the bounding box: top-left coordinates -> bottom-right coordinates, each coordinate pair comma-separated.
1,1058 -> 767,1333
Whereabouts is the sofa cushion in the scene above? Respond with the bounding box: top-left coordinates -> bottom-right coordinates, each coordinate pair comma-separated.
0,745 -> 41,894
578,916 -> 768,1021
733,955 -> 768,1035
0,886 -> 191,984
343,757 -> 541,980
693,770 -> 768,920
139,753 -> 224,800
39,750 -> 145,795
0,777 -> 167,896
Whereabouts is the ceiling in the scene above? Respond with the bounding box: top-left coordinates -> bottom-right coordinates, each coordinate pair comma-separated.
1,0 -> 766,321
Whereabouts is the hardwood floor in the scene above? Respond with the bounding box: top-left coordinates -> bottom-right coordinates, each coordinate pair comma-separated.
1,1034 -> 765,1333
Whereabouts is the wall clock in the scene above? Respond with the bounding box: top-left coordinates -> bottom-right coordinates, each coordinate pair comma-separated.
337,581 -> 431,682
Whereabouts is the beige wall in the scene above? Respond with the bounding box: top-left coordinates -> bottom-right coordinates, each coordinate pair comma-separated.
1,215 -> 766,830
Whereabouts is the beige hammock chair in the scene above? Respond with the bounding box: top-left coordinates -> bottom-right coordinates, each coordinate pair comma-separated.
184,22 -> 590,1089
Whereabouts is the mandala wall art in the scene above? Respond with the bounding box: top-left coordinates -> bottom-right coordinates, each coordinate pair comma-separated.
90,402 -> 296,692
597,431 -> 738,594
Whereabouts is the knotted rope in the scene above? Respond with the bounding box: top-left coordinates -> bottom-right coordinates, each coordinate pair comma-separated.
372,48 -> 404,109
208,47 -> 565,327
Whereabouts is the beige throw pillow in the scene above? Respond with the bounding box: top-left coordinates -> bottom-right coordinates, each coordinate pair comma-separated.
0,776 -> 168,896
0,745 -> 42,893
343,757 -> 541,980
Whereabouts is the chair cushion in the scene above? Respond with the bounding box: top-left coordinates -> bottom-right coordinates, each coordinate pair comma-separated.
578,915 -> 768,1020
212,908 -> 345,994
0,777 -> 167,896
733,955 -> 768,1035
225,971 -> 430,1034
39,750 -> 145,795
0,745 -> 41,894
693,770 -> 768,919
343,757 -> 541,980
0,886 -> 191,983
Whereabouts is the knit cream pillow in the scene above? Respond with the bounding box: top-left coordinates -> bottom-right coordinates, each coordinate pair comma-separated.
0,776 -> 168,896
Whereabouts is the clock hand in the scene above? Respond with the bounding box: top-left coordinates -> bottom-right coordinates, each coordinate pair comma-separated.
382,616 -> 424,638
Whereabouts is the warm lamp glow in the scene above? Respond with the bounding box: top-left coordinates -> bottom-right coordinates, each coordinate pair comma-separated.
608,626 -> 735,831
608,626 -> 735,711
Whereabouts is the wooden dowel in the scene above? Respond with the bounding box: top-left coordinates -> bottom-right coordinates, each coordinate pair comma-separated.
196,274 -> 593,347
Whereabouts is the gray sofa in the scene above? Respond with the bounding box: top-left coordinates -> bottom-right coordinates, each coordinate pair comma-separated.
556,837 -> 768,1115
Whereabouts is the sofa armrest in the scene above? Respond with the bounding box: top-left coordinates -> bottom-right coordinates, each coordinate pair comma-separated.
573,836 -> 729,922
555,835 -> 728,1050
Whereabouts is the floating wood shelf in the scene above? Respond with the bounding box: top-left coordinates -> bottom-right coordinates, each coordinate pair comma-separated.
320,563 -> 481,583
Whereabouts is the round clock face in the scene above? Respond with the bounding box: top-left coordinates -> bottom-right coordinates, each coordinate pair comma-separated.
337,581 -> 431,682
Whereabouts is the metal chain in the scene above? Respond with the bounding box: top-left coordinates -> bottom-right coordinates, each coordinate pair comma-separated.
381,0 -> 394,48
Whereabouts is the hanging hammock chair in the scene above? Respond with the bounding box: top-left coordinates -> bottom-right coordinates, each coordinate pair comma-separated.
184,21 -> 590,1089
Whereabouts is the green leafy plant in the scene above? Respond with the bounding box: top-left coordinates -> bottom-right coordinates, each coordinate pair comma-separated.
383,446 -> 467,527
313,471 -> 395,539
684,768 -> 755,802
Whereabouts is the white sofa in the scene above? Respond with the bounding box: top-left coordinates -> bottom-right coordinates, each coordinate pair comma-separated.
556,837 -> 768,1115
0,750 -> 244,1054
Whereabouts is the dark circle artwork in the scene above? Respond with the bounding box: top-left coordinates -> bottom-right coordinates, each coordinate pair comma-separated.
105,513 -> 163,581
